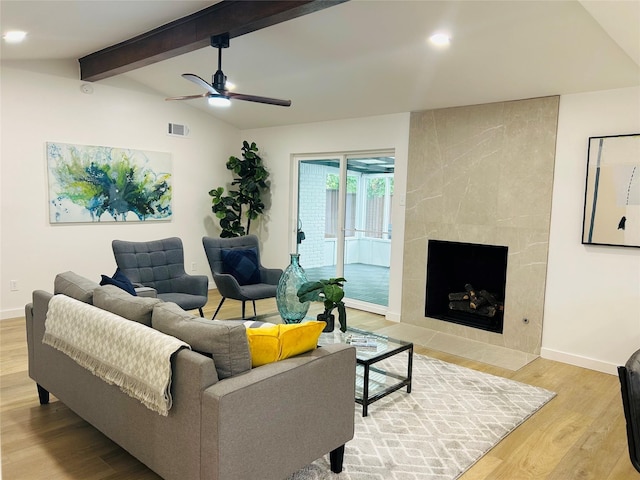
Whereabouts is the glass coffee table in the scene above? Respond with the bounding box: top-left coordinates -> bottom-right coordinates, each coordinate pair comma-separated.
318,327 -> 413,416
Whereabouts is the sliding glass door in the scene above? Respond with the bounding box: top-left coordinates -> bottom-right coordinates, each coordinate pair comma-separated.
296,158 -> 342,281
294,152 -> 394,313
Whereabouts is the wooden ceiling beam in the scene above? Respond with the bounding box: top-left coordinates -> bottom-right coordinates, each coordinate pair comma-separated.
79,0 -> 347,81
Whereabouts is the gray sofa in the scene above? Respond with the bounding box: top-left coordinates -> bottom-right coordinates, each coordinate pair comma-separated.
26,272 -> 356,480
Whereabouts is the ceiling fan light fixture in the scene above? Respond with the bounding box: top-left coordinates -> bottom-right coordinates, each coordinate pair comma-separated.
429,33 -> 451,47
208,95 -> 231,107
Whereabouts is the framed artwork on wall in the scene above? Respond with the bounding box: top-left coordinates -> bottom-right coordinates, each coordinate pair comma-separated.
582,133 -> 640,248
47,142 -> 172,223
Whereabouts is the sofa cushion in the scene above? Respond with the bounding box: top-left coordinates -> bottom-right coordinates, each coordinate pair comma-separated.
99,268 -> 137,296
221,247 -> 260,285
93,285 -> 162,326
54,271 -> 99,304
245,321 -> 326,367
152,302 -> 251,379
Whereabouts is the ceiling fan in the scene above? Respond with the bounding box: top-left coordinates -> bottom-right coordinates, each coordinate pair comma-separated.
166,33 -> 291,108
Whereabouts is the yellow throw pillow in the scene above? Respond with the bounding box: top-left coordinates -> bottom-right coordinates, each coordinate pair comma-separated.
246,325 -> 281,367
246,321 -> 326,367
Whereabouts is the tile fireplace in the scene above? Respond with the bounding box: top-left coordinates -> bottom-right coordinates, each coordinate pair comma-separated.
401,96 -> 559,355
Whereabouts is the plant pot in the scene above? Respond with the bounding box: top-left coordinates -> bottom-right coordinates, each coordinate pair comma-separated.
317,312 -> 335,332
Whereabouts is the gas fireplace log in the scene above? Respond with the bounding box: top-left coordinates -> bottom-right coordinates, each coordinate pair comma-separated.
448,300 -> 469,311
449,301 -> 497,317
449,284 -> 504,317
470,296 -> 488,310
448,292 -> 469,301
463,284 -> 487,310
478,289 -> 500,307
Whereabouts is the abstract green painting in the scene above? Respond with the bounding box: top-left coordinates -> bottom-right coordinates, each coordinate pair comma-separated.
47,142 -> 172,223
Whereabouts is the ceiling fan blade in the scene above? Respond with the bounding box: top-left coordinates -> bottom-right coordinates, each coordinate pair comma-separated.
227,91 -> 292,107
181,73 -> 219,95
165,93 -> 209,101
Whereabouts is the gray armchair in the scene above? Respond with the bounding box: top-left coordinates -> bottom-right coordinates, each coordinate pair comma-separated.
112,237 -> 209,316
202,235 -> 282,319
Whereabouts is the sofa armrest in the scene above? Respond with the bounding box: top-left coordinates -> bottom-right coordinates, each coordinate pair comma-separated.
26,290 -> 53,384
201,343 -> 356,480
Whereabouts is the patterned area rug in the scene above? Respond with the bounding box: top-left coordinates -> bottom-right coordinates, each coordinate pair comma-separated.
289,353 -> 555,480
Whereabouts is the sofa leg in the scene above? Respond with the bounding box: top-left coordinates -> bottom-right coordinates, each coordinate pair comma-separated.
37,384 -> 50,405
330,445 -> 345,473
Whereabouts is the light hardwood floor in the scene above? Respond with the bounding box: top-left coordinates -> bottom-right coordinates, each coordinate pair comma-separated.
1,292 -> 638,479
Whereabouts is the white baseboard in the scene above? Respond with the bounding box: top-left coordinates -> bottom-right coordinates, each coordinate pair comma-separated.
540,347 -> 618,376
1,308 -> 25,321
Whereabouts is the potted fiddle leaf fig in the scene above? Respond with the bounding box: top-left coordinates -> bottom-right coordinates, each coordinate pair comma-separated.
297,277 -> 347,333
209,141 -> 269,238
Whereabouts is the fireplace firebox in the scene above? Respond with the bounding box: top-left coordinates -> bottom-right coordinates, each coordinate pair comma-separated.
426,240 -> 508,334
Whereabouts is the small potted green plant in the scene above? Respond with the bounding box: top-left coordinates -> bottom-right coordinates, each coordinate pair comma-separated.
297,277 -> 347,332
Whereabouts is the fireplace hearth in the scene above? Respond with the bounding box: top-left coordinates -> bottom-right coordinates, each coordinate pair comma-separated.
426,240 -> 508,334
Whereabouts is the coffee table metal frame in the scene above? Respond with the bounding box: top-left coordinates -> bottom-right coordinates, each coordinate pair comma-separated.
320,327 -> 413,417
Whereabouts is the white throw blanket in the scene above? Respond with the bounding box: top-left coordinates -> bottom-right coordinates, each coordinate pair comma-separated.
43,294 -> 190,416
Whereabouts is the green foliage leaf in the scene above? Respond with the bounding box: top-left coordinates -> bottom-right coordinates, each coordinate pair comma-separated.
297,281 -> 324,302
323,283 -> 344,303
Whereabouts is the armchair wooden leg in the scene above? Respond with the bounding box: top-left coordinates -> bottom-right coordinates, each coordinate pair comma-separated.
198,307 -> 204,317
241,301 -> 246,319
252,300 -> 257,318
330,445 -> 345,473
212,298 -> 225,320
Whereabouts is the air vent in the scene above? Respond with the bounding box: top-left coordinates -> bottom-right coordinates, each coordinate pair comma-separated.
168,123 -> 189,137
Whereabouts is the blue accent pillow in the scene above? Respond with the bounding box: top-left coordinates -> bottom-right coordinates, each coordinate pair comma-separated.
221,247 -> 261,286
100,268 -> 137,296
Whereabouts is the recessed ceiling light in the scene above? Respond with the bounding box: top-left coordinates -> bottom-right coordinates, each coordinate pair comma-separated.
429,33 -> 451,47
3,30 -> 27,43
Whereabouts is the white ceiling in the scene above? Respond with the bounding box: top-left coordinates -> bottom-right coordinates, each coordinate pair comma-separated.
2,0 -> 639,130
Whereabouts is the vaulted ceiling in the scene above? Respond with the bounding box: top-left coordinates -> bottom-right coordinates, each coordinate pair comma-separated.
2,1 -> 639,130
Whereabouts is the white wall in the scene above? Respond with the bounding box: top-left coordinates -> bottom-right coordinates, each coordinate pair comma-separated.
241,114 -> 410,321
542,86 -> 640,374
0,60 -> 240,319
